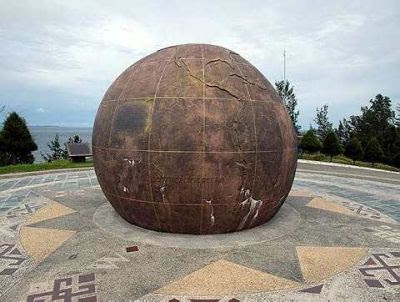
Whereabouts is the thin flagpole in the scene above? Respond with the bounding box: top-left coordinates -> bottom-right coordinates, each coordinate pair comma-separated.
283,48 -> 286,82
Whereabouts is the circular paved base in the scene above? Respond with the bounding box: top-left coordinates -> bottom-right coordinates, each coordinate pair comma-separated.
93,202 -> 300,249
0,162 -> 399,302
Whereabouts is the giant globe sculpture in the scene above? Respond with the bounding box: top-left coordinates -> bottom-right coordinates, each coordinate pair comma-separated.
92,44 -> 297,234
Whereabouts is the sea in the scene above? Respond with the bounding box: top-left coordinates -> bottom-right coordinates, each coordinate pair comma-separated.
29,126 -> 93,163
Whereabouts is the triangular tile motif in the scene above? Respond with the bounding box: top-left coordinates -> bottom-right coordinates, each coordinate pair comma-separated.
9,248 -> 22,256
306,197 -> 355,216
20,226 -> 76,262
26,201 -> 76,225
363,257 -> 376,266
300,284 -> 324,294
155,259 -> 299,295
289,190 -> 313,197
9,224 -> 18,231
296,246 -> 367,282
189,299 -> 220,302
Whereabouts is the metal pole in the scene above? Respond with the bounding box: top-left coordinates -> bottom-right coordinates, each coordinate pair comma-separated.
283,48 -> 286,82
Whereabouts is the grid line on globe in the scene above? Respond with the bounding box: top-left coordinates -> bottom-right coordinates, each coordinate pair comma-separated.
200,45 -> 206,234
93,44 -> 297,234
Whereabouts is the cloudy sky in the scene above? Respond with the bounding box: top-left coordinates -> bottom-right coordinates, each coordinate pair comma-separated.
0,0 -> 399,129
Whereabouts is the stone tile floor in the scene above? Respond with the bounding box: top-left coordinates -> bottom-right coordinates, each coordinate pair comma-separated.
0,162 -> 399,301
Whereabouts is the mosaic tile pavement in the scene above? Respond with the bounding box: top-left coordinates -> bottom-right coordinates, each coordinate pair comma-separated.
0,162 -> 399,301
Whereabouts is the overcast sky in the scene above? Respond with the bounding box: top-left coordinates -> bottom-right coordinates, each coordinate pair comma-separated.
0,0 -> 399,129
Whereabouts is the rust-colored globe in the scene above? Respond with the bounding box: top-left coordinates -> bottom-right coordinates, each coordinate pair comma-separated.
93,44 -> 297,234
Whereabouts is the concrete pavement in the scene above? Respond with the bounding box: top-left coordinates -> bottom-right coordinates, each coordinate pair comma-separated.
0,163 -> 399,301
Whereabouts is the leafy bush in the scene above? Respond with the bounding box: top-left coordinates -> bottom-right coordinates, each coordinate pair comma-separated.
322,131 -> 342,161
364,137 -> 383,166
344,137 -> 364,164
305,153 -> 326,161
41,134 -> 68,162
391,152 -> 400,168
41,134 -> 83,162
0,112 -> 37,165
67,134 -> 82,144
299,129 -> 321,153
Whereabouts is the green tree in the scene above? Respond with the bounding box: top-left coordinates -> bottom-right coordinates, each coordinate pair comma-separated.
395,103 -> 400,127
392,152 -> 400,168
322,131 -> 342,161
366,94 -> 395,130
349,95 -> 394,146
0,105 -> 6,165
346,94 -> 396,165
41,134 -> 68,162
275,80 -> 300,134
383,125 -> 400,163
364,137 -> 383,166
0,112 -> 37,165
67,134 -> 82,144
42,134 -> 83,162
344,137 -> 364,165
299,129 -> 321,153
336,118 -> 352,145
314,104 -> 332,140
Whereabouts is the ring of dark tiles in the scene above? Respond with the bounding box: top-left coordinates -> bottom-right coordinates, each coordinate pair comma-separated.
0,161 -> 399,301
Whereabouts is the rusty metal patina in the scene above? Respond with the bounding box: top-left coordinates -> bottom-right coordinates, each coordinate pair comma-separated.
92,44 -> 297,234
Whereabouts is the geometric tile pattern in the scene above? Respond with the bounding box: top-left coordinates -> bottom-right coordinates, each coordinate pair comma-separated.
0,167 -> 399,302
299,284 -> 324,294
155,260 -> 299,295
0,191 -> 38,214
341,201 -> 382,220
288,190 -> 313,197
0,243 -> 26,275
296,246 -> 367,282
88,253 -> 129,270
364,225 -> 400,244
19,226 -> 76,262
26,272 -> 97,302
306,197 -> 356,217
359,251 -> 400,288
6,202 -> 44,219
25,201 -> 76,225
334,197 -> 398,224
168,299 -> 239,302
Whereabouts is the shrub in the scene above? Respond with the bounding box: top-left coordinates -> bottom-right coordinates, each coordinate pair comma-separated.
299,129 -> 321,153
41,134 -> 68,162
344,137 -> 364,165
391,152 -> 400,168
0,112 -> 37,165
364,137 -> 383,166
67,134 -> 82,144
322,131 -> 342,161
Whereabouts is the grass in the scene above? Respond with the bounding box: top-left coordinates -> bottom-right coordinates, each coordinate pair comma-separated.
299,153 -> 400,172
0,160 -> 93,175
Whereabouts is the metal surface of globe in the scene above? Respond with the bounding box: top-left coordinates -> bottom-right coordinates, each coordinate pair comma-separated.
92,44 -> 297,234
